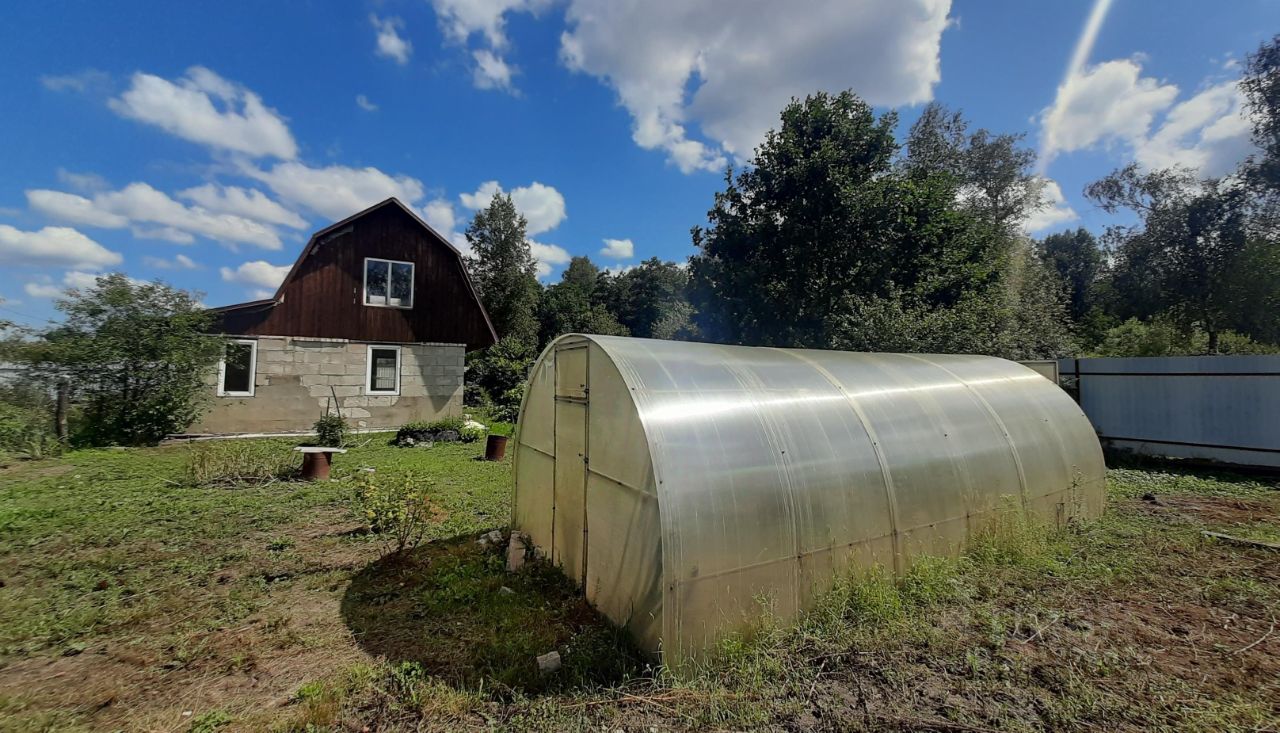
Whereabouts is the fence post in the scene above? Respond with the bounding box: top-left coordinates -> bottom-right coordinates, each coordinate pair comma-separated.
55,380 -> 69,444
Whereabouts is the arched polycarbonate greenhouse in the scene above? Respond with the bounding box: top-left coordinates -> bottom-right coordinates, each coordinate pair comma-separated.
512,335 -> 1106,665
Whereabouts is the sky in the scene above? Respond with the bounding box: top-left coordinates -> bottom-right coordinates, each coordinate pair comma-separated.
0,0 -> 1275,327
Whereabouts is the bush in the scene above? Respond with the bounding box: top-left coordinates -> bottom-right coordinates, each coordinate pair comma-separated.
395,416 -> 486,445
350,474 -> 446,553
313,414 -> 347,448
184,440 -> 299,486
0,388 -> 59,460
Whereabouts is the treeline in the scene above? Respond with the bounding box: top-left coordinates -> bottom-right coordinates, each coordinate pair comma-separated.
464,35 -> 1280,416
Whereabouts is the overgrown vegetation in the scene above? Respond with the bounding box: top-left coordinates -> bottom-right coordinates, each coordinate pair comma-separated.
396,415 -> 486,444
12,274 -> 222,447
183,439 -> 300,486
2,436 -> 1276,731
350,473 -> 447,552
312,413 -> 347,448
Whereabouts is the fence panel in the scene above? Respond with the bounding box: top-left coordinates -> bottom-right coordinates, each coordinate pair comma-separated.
1057,356 -> 1280,469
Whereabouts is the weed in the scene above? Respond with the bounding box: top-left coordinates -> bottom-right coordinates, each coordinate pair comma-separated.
183,440 -> 299,486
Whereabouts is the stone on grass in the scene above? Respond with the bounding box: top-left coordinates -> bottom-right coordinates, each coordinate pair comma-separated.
536,650 -> 561,674
499,586 -> 514,595
506,531 -> 527,571
486,529 -> 503,544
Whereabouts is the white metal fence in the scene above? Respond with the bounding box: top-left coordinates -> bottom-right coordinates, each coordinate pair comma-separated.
1056,356 -> 1280,469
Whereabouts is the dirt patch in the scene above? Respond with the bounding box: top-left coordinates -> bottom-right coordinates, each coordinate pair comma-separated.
1133,492 -> 1279,526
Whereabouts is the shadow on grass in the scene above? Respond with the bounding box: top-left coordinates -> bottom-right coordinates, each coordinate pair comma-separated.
340,532 -> 647,696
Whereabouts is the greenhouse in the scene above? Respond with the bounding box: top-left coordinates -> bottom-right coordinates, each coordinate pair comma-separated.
511,335 -> 1106,665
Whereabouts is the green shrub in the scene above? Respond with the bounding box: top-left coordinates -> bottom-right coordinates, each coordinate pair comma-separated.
313,414 -> 347,448
0,399 -> 58,460
184,440 -> 299,486
350,474 -> 445,553
395,415 -> 486,444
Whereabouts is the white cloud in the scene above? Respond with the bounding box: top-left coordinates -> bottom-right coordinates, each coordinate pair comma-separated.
428,0 -> 550,92
144,253 -> 200,270
603,264 -> 636,276
1135,81 -> 1254,178
473,49 -> 516,92
356,94 -> 379,112
56,169 -> 110,193
599,237 -> 633,259
109,66 -> 297,159
132,225 -> 196,244
1040,59 -> 1178,157
178,183 -> 307,228
460,180 -> 566,235
26,189 -> 129,228
40,69 -> 110,94
244,161 -> 426,222
1039,57 -> 1256,178
24,282 -> 64,298
62,271 -> 107,290
558,0 -> 950,172
420,198 -> 470,254
527,239 -> 571,280
371,15 -> 413,65
220,260 -> 292,292
0,225 -> 122,269
1022,179 -> 1078,234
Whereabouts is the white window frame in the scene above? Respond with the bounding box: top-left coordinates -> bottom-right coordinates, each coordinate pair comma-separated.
365,344 -> 402,396
362,257 -> 415,309
217,339 -> 257,397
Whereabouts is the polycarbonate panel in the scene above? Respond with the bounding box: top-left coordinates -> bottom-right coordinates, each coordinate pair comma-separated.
584,471 -> 663,652
552,399 -> 587,582
512,334 -> 1106,667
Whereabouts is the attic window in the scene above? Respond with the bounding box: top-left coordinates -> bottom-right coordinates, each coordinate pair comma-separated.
364,258 -> 414,308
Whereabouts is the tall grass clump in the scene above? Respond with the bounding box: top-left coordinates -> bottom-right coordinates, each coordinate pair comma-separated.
184,440 -> 300,486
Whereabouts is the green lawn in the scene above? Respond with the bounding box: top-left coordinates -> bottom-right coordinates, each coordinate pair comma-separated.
1,439 -> 1278,732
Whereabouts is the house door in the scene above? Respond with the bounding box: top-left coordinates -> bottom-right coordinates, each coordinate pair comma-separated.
552,343 -> 588,584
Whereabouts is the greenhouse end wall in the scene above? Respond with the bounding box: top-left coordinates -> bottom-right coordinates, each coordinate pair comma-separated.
512,335 -> 1106,665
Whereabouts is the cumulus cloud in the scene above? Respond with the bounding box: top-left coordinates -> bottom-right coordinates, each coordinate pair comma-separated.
460,180 -> 566,235
220,260 -> 292,294
1040,58 -> 1255,178
558,0 -> 950,172
371,15 -> 413,65
144,253 -> 200,270
473,49 -> 516,92
527,239 -> 571,279
24,281 -> 64,298
428,0 -> 548,91
0,225 -> 122,269
1022,179 -> 1079,234
109,66 -> 297,159
244,161 -> 426,222
26,270 -> 147,298
599,237 -> 633,259
178,183 -> 307,228
28,183 -> 284,249
56,169 -> 110,193
356,94 -> 379,112
26,189 -> 128,228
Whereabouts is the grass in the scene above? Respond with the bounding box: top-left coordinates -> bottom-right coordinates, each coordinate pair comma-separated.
0,435 -> 1277,731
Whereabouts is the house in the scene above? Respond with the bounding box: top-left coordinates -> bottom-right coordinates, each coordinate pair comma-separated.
189,198 -> 497,435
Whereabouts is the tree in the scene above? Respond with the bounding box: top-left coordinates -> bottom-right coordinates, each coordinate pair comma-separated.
538,256 -> 627,343
1241,34 -> 1280,199
462,194 -> 542,411
1086,164 -> 1258,351
20,274 -> 221,446
690,91 -> 1072,358
598,258 -> 697,340
1037,228 -> 1105,322
690,91 -> 1008,349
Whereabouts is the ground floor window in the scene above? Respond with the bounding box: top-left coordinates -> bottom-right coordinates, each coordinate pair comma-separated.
218,339 -> 257,396
366,345 -> 401,395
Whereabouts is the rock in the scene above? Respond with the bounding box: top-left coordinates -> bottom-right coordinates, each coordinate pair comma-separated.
536,650 -> 561,673
400,436 -> 415,447
477,537 -> 490,547
506,532 -> 527,571
499,586 -> 515,595
464,419 -> 487,431
486,529 -> 503,544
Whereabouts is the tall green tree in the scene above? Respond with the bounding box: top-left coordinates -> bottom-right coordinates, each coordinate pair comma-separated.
689,91 -> 1005,349
1085,164 -> 1258,351
538,256 -> 627,343
598,258 -> 697,340
20,274 -> 221,446
463,194 -> 541,411
1037,228 -> 1105,322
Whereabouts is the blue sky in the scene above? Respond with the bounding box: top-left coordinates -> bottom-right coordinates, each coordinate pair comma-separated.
0,0 -> 1275,327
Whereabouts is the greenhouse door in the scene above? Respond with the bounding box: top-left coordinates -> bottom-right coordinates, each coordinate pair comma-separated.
552,343 -> 588,584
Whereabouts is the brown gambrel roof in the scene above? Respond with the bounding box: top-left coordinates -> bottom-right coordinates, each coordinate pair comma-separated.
213,197 -> 497,350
